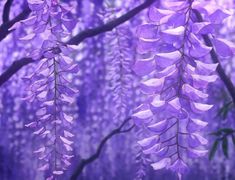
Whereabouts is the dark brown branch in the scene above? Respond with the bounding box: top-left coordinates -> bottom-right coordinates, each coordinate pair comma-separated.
3,0 -> 14,23
193,10 -> 235,104
0,57 -> 33,86
0,0 -> 155,87
70,117 -> 134,180
68,0 -> 155,45
0,6 -> 31,42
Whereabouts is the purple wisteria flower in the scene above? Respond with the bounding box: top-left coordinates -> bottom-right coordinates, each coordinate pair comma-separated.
132,0 -> 234,178
16,0 -> 79,178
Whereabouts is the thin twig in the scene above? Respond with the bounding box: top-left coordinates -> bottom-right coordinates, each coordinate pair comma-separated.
68,0 -> 155,45
0,57 -> 33,86
2,0 -> 14,23
70,117 -> 133,180
193,9 -> 235,105
0,6 -> 31,42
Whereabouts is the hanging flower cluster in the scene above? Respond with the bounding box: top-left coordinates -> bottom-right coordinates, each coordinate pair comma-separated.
19,0 -> 78,178
132,0 -> 234,178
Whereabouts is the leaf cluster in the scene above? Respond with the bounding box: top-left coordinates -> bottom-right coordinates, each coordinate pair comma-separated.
209,128 -> 235,160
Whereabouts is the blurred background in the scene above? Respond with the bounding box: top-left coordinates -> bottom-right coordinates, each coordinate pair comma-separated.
0,0 -> 235,179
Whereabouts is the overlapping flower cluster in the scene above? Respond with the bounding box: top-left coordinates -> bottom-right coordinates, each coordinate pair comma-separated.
19,0 -> 78,178
132,0 -> 234,178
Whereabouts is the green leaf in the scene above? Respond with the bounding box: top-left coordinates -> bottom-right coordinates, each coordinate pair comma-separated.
222,107 -> 229,120
209,140 -> 219,160
222,137 -> 229,158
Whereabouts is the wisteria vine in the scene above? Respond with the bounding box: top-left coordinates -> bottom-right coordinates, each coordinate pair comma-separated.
20,0 -> 78,178
133,0 -> 234,178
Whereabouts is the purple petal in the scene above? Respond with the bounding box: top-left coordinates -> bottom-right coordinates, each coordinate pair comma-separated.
33,146 -> 46,153
133,56 -> 156,76
191,102 -> 213,113
187,148 -> 208,158
62,17 -> 76,31
63,144 -> 73,151
154,147 -> 169,157
61,55 -> 73,65
162,26 -> 185,38
19,33 -> 36,41
137,135 -> 159,149
37,91 -> 47,100
38,164 -> 49,171
209,9 -> 231,24
168,97 -> 181,111
150,95 -> 166,112
25,121 -> 37,128
61,94 -> 75,104
140,78 -> 165,94
62,113 -> 74,124
36,107 -> 47,116
136,24 -> 158,39
137,38 -> 160,53
189,33 -> 212,58
212,38 -> 235,58
132,108 -> 153,126
192,74 -> 218,88
148,7 -> 174,23
28,0 -> 45,11
182,84 -> 208,100
151,158 -> 171,170
21,16 -> 37,25
169,159 -> 187,174
33,127 -> 45,135
155,51 -> 181,68
60,136 -> 73,145
64,130 -> 74,138
53,171 -> 64,175
192,22 -> 218,34
195,60 -> 218,74
187,118 -> 208,132
148,119 -> 168,133
143,143 -> 161,154
157,64 -> 177,78
189,133 -> 208,147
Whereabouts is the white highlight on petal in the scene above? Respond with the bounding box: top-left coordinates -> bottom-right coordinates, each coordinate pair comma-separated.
148,119 -> 168,132
162,26 -> 185,36
137,135 -> 159,148
151,158 -> 171,170
34,146 -> 46,154
60,136 -> 73,145
133,109 -> 153,119
63,113 -> 74,123
191,102 -> 213,113
168,97 -> 181,110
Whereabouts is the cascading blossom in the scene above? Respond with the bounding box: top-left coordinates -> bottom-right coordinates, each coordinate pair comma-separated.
132,0 -> 234,178
17,0 -> 79,178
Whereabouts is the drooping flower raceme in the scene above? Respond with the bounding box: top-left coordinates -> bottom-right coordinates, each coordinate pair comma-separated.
132,0 -> 234,178
18,0 -> 78,178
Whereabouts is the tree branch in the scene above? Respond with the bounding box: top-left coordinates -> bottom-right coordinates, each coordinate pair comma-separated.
2,0 -> 14,23
0,6 -> 31,42
70,117 -> 134,180
0,0 -> 155,87
68,0 -> 155,45
0,57 -> 33,86
193,10 -> 235,104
